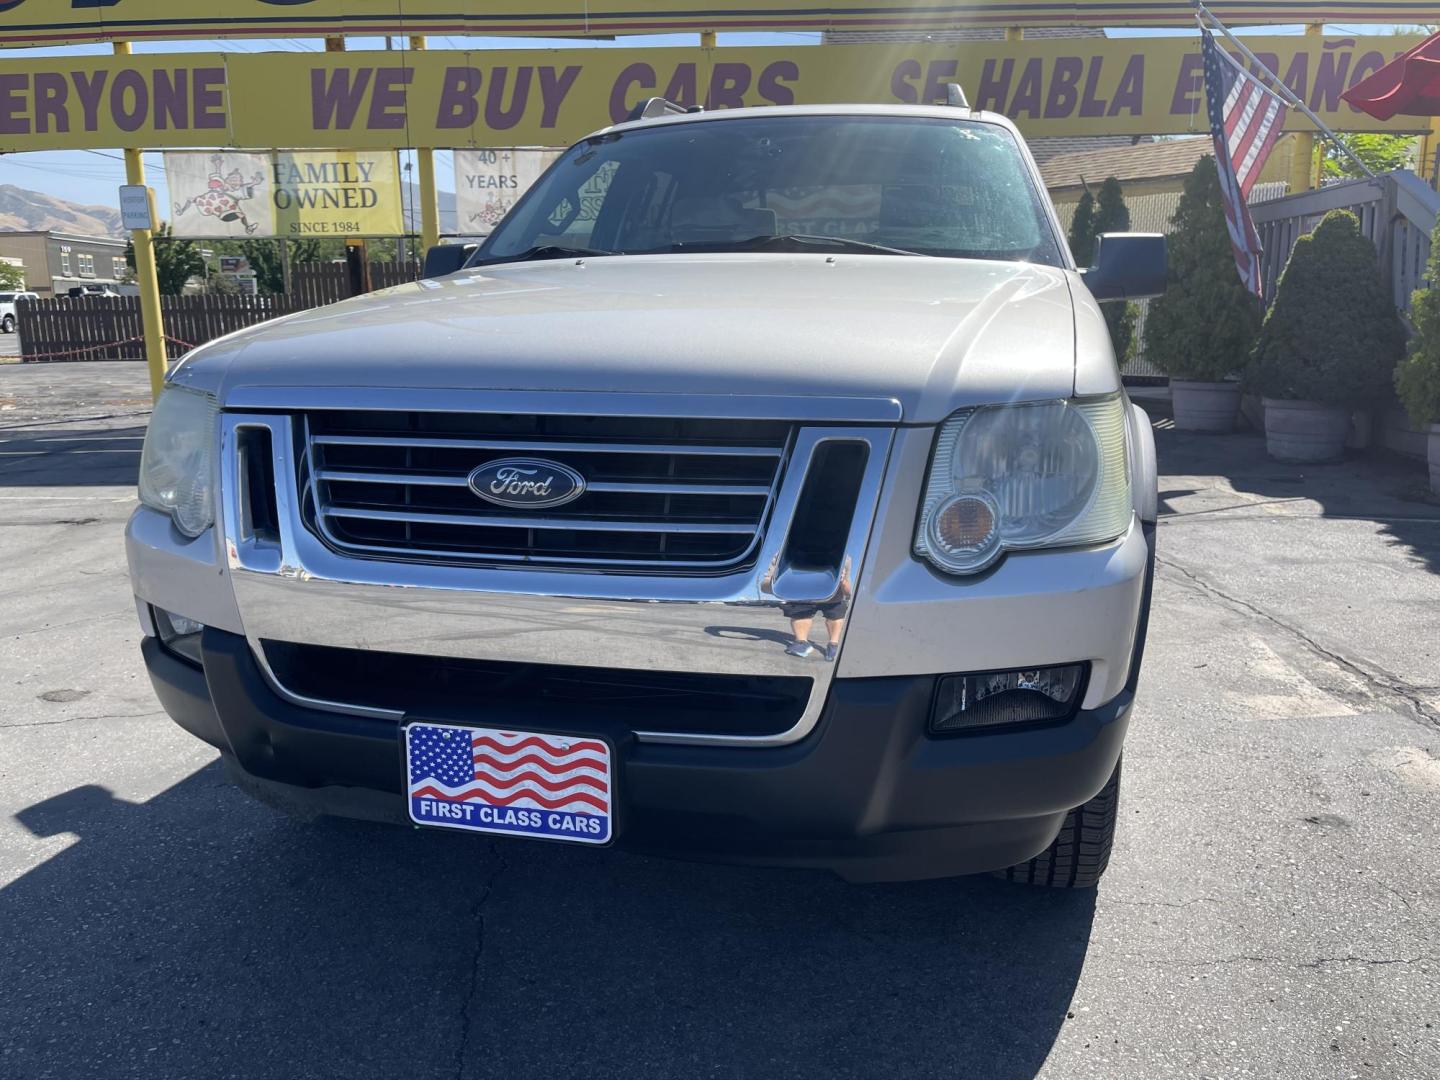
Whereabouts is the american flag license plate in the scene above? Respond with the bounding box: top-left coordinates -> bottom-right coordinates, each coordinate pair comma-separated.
404,723 -> 613,845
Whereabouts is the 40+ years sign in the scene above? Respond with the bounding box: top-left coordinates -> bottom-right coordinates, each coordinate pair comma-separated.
0,37 -> 1425,155
0,0 -> 1429,42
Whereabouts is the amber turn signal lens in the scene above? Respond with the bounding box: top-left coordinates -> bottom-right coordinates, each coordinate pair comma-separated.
933,494 -> 996,550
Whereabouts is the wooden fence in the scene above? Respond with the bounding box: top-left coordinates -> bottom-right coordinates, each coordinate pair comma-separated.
17,260 -> 420,362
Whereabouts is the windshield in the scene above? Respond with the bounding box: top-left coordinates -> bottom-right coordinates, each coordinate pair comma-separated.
479,115 -> 1063,266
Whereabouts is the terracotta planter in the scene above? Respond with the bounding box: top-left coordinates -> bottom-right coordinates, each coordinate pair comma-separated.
1429,424 -> 1440,496
1263,398 -> 1350,463
1170,379 -> 1240,432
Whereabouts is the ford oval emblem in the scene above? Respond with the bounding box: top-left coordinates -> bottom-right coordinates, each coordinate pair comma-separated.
468,457 -> 586,509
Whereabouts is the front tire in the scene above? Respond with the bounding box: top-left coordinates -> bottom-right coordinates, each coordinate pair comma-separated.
994,758 -> 1121,889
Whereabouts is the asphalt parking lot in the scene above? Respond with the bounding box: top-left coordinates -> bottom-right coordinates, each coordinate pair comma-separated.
2,362 -> 1438,1079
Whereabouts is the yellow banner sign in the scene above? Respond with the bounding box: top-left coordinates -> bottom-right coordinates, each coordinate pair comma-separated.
0,38 -> 1424,154
0,0 -> 1428,43
166,150 -> 403,237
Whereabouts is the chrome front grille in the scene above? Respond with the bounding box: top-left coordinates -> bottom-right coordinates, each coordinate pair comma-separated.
298,410 -> 793,570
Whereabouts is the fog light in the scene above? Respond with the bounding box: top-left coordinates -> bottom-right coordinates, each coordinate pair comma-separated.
154,607 -> 204,667
930,664 -> 1086,733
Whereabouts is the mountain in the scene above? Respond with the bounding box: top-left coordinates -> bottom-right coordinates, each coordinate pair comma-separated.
0,184 -> 123,237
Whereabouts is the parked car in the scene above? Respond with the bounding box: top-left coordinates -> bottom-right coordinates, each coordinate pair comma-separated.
0,290 -> 37,333
128,96 -> 1164,887
67,284 -> 120,298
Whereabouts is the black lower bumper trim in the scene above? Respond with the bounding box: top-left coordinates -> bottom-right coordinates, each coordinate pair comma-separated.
139,625 -> 1137,882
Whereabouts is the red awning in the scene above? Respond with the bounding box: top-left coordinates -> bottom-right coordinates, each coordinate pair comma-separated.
1341,30 -> 1440,120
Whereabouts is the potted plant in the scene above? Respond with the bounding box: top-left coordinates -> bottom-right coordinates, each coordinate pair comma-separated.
1394,223 -> 1440,494
1248,209 -> 1405,463
1143,158 -> 1261,431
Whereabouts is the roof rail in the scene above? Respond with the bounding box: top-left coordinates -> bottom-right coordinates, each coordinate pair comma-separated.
626,97 -> 696,122
941,82 -> 970,109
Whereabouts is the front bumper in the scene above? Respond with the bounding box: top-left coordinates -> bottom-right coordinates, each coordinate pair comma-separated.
128,391 -> 1155,881
143,624 -> 1137,883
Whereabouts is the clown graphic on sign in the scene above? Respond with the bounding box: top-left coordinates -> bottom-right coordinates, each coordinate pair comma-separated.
172,153 -> 269,236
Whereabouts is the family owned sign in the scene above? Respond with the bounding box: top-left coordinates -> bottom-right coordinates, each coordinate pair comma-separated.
0,37 -> 1424,155
165,151 -> 403,237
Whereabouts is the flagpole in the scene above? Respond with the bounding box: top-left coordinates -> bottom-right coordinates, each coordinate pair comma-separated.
1193,1 -> 1376,179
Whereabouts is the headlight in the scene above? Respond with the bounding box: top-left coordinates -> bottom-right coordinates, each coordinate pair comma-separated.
138,385 -> 219,538
914,395 -> 1131,575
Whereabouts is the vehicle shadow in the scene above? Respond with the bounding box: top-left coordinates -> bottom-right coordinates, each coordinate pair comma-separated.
1151,413 -> 1440,576
0,424 -> 145,487
3,767 -> 1095,1080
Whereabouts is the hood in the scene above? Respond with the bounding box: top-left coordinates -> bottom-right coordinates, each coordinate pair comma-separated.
179,254 -> 1096,424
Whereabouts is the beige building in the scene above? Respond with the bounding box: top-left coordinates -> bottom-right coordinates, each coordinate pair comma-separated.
1041,135 -> 1295,238
0,230 -> 129,298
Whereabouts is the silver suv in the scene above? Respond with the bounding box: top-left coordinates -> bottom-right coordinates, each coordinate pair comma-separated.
128,99 -> 1163,886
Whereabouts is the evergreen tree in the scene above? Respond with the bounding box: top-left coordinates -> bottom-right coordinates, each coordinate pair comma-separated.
1072,177 -> 1139,366
1143,157 -> 1262,381
1394,221 -> 1440,428
1068,189 -> 1097,267
1248,209 -> 1404,406
124,222 -> 206,296
1091,177 -> 1139,366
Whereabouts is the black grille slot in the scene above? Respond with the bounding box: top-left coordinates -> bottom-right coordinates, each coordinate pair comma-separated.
299,410 -> 793,571
784,441 -> 870,570
262,641 -> 813,738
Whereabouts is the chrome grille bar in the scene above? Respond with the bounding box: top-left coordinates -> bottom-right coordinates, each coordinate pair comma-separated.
300,410 -> 794,571
315,469 -> 772,497
313,434 -> 784,457
327,506 -> 757,534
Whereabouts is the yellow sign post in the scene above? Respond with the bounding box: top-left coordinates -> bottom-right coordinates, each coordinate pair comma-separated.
411,36 -> 442,251
112,42 -> 167,401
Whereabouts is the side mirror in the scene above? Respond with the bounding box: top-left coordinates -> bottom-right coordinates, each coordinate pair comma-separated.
422,242 -> 478,280
1081,233 -> 1167,302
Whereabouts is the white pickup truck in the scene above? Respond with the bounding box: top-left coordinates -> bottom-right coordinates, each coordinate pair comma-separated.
0,290 -> 37,334
128,94 -> 1164,887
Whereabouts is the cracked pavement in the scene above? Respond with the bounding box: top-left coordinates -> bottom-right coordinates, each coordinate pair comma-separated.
1,365 -> 1438,1079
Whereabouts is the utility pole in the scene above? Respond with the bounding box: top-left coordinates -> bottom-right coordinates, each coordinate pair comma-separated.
113,41 -> 168,401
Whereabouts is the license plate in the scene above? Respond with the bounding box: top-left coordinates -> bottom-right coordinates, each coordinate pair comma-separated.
404,723 -> 613,845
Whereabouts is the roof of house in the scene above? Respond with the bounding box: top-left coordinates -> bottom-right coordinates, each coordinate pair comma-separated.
1039,137 -> 1213,191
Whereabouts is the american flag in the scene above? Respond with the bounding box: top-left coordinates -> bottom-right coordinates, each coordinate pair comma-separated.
407,725 -> 610,815
1202,27 -> 1288,297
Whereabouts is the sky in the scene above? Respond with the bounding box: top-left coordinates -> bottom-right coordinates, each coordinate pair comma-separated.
0,24 -> 1416,211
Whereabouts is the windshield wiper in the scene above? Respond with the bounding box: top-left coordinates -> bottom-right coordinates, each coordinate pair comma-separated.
673,234 -> 923,257
477,243 -> 618,266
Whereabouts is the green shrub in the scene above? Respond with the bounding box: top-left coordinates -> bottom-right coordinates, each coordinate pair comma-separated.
1143,157 -> 1261,381
1394,222 -> 1440,428
1248,209 -> 1405,406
